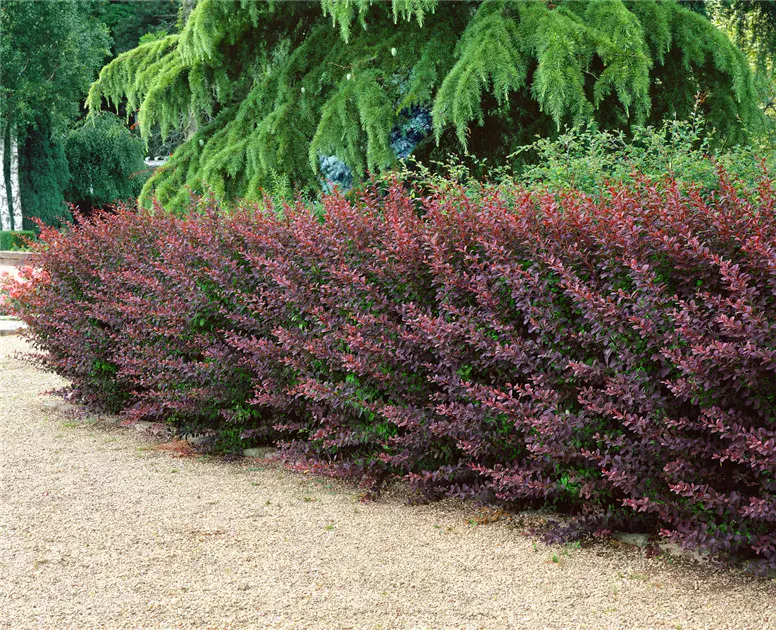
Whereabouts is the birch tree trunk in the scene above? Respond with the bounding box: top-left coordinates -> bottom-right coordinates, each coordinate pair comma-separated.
0,122 -> 10,232
10,123 -> 22,231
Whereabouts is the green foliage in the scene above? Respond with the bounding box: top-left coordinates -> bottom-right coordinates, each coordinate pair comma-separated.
712,0 -> 776,69
0,1 -> 110,137
509,112 -> 770,194
95,0 -> 179,55
64,113 -> 148,213
0,230 -> 35,251
88,0 -> 763,210
212,425 -> 247,455
388,110 -> 771,200
1,1 -> 111,228
19,119 -> 71,229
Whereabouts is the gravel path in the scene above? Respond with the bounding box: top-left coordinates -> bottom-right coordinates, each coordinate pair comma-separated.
0,264 -> 22,283
2,335 -> 775,629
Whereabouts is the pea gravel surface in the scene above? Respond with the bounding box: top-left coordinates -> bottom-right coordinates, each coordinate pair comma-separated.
1,335 -> 775,630
0,265 -> 21,282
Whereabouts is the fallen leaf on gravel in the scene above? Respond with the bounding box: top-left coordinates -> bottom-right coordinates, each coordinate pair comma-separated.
149,440 -> 195,457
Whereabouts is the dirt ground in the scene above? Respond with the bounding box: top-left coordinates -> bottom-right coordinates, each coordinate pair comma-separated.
0,264 -> 22,283
1,334 -> 775,629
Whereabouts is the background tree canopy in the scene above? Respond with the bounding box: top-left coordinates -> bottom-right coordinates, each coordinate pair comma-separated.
96,0 -> 179,55
0,0 -> 175,229
88,0 -> 763,209
0,1 -> 110,136
714,0 -> 776,68
0,0 -> 110,228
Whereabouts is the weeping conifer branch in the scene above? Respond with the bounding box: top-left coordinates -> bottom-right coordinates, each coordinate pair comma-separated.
87,0 -> 763,210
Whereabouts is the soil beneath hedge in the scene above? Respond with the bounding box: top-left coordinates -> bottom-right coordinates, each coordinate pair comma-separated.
1,335 -> 775,630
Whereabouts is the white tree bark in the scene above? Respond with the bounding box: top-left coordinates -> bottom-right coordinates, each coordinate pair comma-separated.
0,122 -> 10,232
10,123 -> 22,231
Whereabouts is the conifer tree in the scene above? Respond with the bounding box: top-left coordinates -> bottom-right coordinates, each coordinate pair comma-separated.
88,0 -> 763,209
64,113 -> 148,216
19,117 -> 71,230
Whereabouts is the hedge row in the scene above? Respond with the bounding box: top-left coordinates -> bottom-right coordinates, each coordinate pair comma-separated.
5,172 -> 776,571
0,230 -> 35,251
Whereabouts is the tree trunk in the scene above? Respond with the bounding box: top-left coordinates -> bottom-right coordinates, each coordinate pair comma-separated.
186,111 -> 198,141
10,123 -> 22,231
0,122 -> 10,232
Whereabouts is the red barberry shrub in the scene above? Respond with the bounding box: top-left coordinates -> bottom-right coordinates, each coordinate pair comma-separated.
6,170 -> 776,572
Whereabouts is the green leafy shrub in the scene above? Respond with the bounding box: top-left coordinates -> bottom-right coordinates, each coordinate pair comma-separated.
511,117 -> 771,194
0,230 -> 36,251
64,112 -> 148,214
390,111 -> 773,198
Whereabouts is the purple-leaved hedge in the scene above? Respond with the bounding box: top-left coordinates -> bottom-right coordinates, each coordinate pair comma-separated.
5,171 -> 776,571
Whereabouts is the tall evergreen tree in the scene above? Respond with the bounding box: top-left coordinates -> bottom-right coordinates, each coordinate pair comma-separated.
19,117 -> 71,230
88,0 -> 763,209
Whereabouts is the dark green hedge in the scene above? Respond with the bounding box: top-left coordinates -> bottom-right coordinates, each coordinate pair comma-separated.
0,230 -> 36,251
